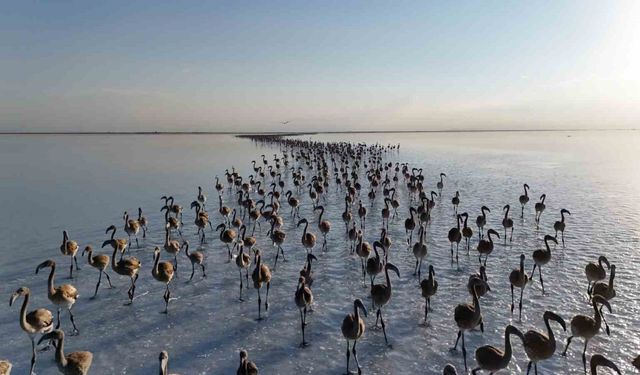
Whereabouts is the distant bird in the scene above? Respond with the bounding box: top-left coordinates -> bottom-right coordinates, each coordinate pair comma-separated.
437,173 -> 446,193
152,247 -> 175,314
553,209 -> 571,246
123,211 -> 141,248
355,235 -> 372,286
314,205 -> 331,250
502,205 -> 514,242
509,254 -> 529,320
371,263 -> 400,345
137,207 -> 148,238
197,186 -> 207,208
182,241 -> 206,281
590,354 -> 621,375
591,264 -> 616,302
300,253 -> 318,287
216,223 -> 237,261
477,229 -> 499,266
585,256 -> 610,296
460,212 -> 473,252
105,240 -> 141,305
476,206 -> 490,239
468,266 -> 490,298
252,249 -> 272,320
447,214 -> 462,264
341,299 -> 367,375
451,191 -> 460,215
414,226 -> 428,276
452,279 -> 490,372
420,265 -> 438,324
82,245 -> 113,298
297,218 -> 317,254
59,230 -> 80,279
104,225 -> 128,261
472,325 -> 524,374
281,120 -> 291,125
38,330 -> 92,375
519,184 -> 530,218
366,241 -> 384,287
235,245 -> 251,301
534,194 -> 546,228
294,276 -> 314,347
237,349 -> 258,375
9,287 -> 54,375
529,235 -> 558,294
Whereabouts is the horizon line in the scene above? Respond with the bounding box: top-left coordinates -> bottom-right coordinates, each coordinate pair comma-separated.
0,128 -> 637,136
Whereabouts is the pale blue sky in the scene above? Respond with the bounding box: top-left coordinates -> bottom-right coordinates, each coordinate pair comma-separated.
1,1 -> 639,132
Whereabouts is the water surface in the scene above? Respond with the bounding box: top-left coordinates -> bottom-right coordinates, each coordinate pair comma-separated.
0,131 -> 638,374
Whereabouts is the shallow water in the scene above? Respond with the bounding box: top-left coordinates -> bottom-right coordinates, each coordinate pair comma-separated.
0,131 -> 638,374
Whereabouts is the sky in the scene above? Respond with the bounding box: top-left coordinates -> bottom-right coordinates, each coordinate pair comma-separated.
1,1 -> 640,132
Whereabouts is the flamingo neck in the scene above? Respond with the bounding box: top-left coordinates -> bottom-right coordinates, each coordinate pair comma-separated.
472,289 -> 482,320
47,265 -> 56,297
55,335 -> 67,368
593,302 -> 603,328
545,238 -> 552,253
19,292 -> 30,332
86,251 -> 95,267
152,253 -> 160,276
501,331 -> 514,367
608,270 -> 615,288
544,317 -> 556,346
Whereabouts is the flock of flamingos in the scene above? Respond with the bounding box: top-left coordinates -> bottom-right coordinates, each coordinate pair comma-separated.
2,134 -> 639,375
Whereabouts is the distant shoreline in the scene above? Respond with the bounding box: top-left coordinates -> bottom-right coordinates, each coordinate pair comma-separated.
0,128 -> 636,136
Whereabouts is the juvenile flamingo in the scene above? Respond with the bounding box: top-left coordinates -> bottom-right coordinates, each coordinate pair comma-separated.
553,208 -> 571,246
59,230 -> 80,279
35,260 -> 79,335
562,296 -> 612,371
237,350 -> 258,375
502,205 -> 514,242
472,325 -> 525,374
252,249 -> 272,320
529,235 -> 558,295
523,311 -> 566,375
82,245 -> 113,298
509,253 -> 529,320
294,276 -> 314,347
371,262 -> 400,346
519,184 -> 530,218
9,287 -> 54,375
476,206 -> 490,239
534,194 -> 546,228
585,256 -> 610,296
341,299 -> 367,375
37,330 -> 92,375
420,265 -> 438,324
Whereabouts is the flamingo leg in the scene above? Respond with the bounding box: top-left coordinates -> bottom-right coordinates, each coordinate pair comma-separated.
30,337 -> 37,375
104,271 -> 113,288
93,270 -> 102,297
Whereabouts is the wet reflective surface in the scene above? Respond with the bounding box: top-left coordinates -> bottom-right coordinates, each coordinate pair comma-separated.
0,131 -> 638,374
